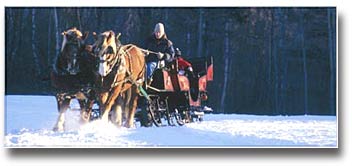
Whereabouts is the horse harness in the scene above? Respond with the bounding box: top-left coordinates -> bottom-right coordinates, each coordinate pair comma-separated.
98,44 -> 146,106
54,40 -> 84,76
102,44 -> 142,92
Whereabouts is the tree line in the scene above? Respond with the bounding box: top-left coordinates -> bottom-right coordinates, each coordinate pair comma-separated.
5,7 -> 336,115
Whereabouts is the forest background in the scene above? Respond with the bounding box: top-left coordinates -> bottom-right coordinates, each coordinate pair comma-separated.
5,7 -> 336,115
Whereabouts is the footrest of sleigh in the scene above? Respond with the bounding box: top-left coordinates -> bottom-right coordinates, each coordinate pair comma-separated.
193,111 -> 205,116
190,111 -> 204,122
89,109 -> 101,121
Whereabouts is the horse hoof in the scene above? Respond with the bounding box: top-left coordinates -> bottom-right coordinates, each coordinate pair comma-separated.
79,118 -> 89,125
124,123 -> 135,128
53,127 -> 64,132
113,123 -> 123,128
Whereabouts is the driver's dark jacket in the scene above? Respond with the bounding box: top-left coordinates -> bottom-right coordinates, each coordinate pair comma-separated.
144,34 -> 175,63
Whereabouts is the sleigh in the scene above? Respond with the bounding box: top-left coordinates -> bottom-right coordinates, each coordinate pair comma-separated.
136,56 -> 213,127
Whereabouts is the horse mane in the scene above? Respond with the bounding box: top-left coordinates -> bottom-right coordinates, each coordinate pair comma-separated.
65,27 -> 83,37
61,27 -> 83,52
102,30 -> 114,37
95,31 -> 118,56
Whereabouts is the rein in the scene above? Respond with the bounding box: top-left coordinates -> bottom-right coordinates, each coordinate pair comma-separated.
102,44 -> 144,91
137,47 -> 159,56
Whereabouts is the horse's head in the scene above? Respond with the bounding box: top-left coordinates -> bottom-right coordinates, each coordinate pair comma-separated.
92,30 -> 120,77
60,27 -> 89,75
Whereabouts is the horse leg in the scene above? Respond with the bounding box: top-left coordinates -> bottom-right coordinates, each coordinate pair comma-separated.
111,96 -> 123,127
123,89 -> 131,126
53,96 -> 70,132
78,99 -> 90,124
98,92 -> 109,122
86,99 -> 94,120
125,86 -> 138,128
121,88 -> 131,126
100,86 -> 122,123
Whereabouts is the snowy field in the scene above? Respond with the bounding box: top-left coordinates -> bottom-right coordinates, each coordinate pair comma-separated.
4,95 -> 337,148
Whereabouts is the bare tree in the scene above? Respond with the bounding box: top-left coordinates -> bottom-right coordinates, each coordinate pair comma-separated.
7,8 -> 17,63
300,8 -> 309,115
278,8 -> 287,115
186,32 -> 191,56
47,10 -> 52,69
220,20 -> 230,113
54,7 -> 60,64
327,8 -> 335,115
31,8 -> 41,76
197,8 -> 204,57
77,8 -> 82,30
272,9 -> 279,115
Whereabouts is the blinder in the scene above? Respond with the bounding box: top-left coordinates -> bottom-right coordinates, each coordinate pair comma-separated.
93,31 -> 122,77
61,38 -> 86,75
97,47 -> 120,76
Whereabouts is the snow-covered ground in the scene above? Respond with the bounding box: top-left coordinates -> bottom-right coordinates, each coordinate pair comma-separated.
4,95 -> 337,147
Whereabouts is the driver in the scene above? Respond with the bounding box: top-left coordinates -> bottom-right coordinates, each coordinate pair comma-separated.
144,23 -> 175,82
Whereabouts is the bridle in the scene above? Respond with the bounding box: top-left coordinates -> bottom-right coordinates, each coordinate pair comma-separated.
60,39 -> 84,75
94,35 -> 122,77
98,48 -> 120,73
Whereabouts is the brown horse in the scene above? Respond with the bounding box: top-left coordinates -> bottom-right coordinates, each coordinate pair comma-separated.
51,27 -> 96,131
92,30 -> 145,127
